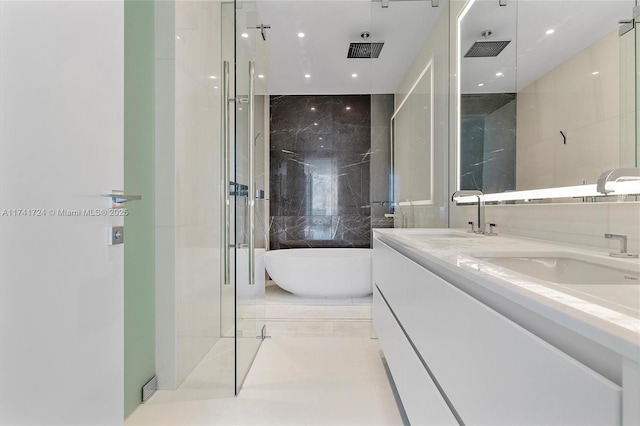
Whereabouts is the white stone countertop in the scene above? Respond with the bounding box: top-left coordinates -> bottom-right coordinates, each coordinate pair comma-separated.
374,228 -> 640,362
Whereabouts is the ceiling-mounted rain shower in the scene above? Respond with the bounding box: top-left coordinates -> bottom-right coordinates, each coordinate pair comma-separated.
377,0 -> 439,9
347,31 -> 385,59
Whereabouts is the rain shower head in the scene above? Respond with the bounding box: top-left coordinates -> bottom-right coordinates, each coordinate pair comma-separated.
347,42 -> 384,58
347,31 -> 384,58
464,40 -> 511,57
464,30 -> 511,58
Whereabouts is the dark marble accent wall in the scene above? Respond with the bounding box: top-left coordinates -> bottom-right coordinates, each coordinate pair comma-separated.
269,95 -> 371,249
460,93 -> 517,193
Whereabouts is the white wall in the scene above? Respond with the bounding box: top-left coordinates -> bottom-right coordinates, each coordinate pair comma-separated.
0,1 -> 124,423
155,0 -> 224,389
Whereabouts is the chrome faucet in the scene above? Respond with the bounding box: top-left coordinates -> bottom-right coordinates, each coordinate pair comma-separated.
596,168 -> 640,194
604,234 -> 639,258
451,190 -> 485,234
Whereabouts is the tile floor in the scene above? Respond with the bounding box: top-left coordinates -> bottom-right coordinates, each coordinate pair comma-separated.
126,283 -> 406,425
263,284 -> 373,338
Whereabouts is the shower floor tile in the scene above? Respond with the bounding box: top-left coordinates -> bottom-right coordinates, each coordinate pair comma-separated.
125,337 -> 406,426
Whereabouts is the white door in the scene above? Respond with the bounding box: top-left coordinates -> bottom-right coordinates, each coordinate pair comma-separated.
0,2 -> 125,424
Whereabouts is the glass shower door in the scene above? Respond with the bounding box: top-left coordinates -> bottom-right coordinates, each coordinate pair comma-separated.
233,0 -> 268,394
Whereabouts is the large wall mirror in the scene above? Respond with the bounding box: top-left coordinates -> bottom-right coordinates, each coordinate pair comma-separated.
457,0 -> 638,202
393,60 -> 435,206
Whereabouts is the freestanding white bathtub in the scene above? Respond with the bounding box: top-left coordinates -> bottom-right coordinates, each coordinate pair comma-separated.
264,248 -> 372,298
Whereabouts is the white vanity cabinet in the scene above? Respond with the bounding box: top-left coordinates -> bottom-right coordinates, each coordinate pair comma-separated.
373,288 -> 459,425
373,237 -> 623,425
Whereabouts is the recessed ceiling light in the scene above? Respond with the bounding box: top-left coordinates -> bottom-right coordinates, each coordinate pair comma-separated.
496,72 -> 503,77
319,137 -> 323,140
314,122 -> 318,126
346,106 -> 351,110
592,71 -> 600,75
320,145 -> 324,148
478,83 -> 485,87
310,107 -> 316,111
258,74 -> 264,79
546,29 -> 555,35
209,75 -> 217,79
305,74 -> 311,79
176,36 -> 181,40
238,107 -> 243,110
241,33 -> 249,38
213,86 -> 219,89
352,73 -> 358,78
298,32 -> 305,38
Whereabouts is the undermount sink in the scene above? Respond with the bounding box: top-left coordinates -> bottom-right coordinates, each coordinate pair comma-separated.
475,254 -> 639,285
472,252 -> 640,314
419,233 -> 471,239
405,230 -> 476,239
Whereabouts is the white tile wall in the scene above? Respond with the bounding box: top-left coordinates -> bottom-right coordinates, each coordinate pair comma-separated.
451,202 -> 640,253
155,0 -> 224,390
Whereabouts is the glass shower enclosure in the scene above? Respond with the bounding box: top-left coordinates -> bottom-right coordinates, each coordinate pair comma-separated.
221,0 -> 268,395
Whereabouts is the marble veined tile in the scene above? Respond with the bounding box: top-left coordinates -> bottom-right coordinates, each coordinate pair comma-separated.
269,94 -> 372,249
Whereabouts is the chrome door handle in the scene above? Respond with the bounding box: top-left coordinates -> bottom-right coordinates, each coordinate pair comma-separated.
248,60 -> 256,285
222,61 -> 231,285
102,190 -> 141,208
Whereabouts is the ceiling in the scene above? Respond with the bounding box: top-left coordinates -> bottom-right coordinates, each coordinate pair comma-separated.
254,0 -> 635,96
255,0 -> 447,95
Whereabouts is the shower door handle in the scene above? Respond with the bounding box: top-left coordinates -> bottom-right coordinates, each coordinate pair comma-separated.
248,60 -> 256,285
222,61 -> 231,285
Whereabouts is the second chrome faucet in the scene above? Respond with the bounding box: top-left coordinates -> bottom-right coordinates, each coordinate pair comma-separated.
451,190 -> 495,235
604,233 -> 639,258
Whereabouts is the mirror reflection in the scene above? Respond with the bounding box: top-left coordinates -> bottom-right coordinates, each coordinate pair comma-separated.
458,0 -> 636,197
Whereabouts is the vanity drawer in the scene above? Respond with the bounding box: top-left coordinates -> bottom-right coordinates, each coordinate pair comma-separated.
373,238 -> 404,304
373,287 -> 458,426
